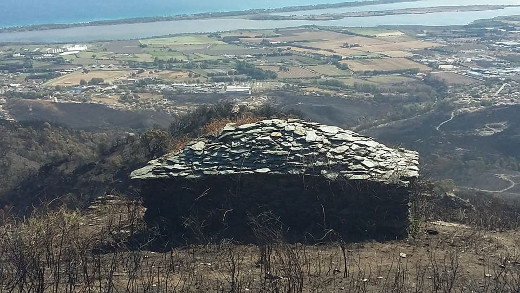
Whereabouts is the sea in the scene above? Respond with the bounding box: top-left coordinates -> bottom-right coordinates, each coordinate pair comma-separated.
0,0 -> 364,28
0,0 -> 519,43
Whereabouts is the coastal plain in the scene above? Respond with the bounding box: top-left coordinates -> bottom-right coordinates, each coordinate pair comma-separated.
1,2 -> 520,291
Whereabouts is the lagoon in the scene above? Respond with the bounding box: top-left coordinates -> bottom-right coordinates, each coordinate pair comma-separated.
273,0 -> 520,15
0,3 -> 519,43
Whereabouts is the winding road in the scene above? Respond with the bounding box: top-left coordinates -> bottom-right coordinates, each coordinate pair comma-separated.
435,111 -> 455,132
463,174 -> 518,194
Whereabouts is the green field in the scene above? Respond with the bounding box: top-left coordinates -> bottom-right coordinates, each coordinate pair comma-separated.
117,53 -> 155,62
149,50 -> 187,61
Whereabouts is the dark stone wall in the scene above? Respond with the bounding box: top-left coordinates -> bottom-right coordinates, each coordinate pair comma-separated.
141,175 -> 411,246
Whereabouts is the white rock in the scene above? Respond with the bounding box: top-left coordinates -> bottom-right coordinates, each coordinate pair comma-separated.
319,125 -> 340,135
305,130 -> 320,142
331,145 -> 349,154
332,133 -> 356,142
361,160 -> 376,168
190,141 -> 205,151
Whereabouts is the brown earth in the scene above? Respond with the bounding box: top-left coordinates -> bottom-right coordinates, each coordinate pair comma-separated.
2,194 -> 519,292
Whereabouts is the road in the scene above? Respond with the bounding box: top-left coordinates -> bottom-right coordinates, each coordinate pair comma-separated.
463,174 -> 518,194
435,111 -> 455,132
494,83 -> 508,96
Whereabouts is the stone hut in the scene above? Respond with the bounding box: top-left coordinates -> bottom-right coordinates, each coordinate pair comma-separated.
132,119 -> 419,244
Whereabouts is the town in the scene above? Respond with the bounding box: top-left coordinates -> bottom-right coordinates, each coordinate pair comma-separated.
0,18 -> 519,128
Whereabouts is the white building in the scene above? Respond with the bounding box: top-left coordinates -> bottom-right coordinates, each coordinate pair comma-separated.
225,85 -> 251,94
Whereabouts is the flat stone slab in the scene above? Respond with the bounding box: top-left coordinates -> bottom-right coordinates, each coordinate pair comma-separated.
131,119 -> 420,186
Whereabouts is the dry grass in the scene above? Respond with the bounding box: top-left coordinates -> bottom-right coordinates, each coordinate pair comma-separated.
2,196 -> 520,292
343,58 -> 431,73
366,75 -> 415,84
255,30 -> 348,44
201,116 -> 266,137
431,72 -> 480,85
287,46 -> 337,56
359,40 -> 442,53
378,50 -> 414,58
259,66 -> 318,79
308,65 -> 352,77
240,29 -> 441,75
156,70 -> 191,82
45,70 -> 129,86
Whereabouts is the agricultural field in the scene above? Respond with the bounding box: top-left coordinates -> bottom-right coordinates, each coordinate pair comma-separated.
262,54 -> 322,66
377,50 -> 413,58
268,29 -> 348,43
180,44 -> 270,57
149,50 -> 187,61
342,27 -> 404,37
337,77 -> 377,87
365,74 -> 416,84
221,29 -> 278,38
117,53 -> 155,62
259,65 -> 318,79
45,70 -> 129,86
289,47 -> 337,57
62,54 -> 115,67
308,65 -> 351,77
313,35 -> 390,50
430,71 -> 479,85
140,35 -> 224,46
102,40 -> 144,54
359,40 -> 442,54
135,69 -> 208,82
241,28 -> 441,71
342,58 -> 431,73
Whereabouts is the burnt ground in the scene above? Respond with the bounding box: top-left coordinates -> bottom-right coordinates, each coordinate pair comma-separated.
364,104 -> 520,197
2,195 -> 518,292
6,99 -> 173,130
86,208 -> 520,292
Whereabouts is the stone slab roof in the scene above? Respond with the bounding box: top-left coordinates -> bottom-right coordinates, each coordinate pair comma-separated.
131,119 -> 419,185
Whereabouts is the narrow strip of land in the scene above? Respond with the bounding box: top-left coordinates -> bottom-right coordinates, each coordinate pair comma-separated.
250,5 -> 520,21
0,0 -> 419,33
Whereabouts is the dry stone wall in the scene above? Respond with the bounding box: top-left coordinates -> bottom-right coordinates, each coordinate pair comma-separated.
132,119 -> 420,245
142,174 -> 411,245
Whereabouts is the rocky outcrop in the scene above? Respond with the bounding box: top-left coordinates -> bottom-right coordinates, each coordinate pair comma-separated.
131,119 -> 419,185
132,119 -> 420,245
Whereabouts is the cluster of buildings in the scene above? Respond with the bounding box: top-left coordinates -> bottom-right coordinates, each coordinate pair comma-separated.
143,82 -> 252,94
20,44 -> 88,58
415,29 -> 520,80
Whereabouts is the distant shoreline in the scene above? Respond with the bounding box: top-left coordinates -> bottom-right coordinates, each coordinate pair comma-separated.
0,0 -> 419,33
2,7 -> 519,43
250,5 -> 520,20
